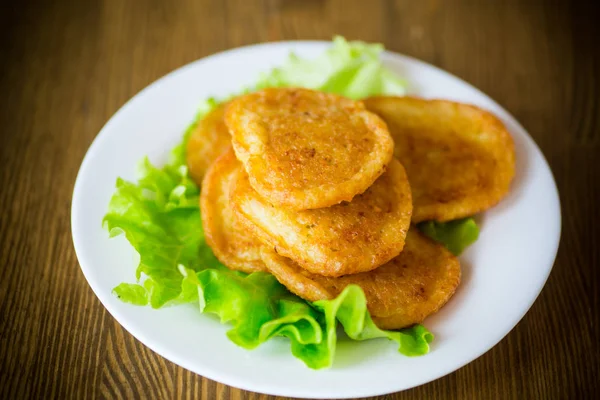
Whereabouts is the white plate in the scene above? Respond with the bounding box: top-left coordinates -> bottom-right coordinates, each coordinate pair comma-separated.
71,41 -> 561,398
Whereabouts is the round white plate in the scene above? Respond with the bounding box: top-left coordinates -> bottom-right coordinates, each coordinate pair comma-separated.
71,41 -> 561,398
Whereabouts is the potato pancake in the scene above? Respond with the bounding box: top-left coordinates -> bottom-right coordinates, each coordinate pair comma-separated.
200,148 -> 265,273
225,88 -> 394,210
364,96 -> 515,222
186,103 -> 231,185
261,229 -> 461,330
231,158 -> 412,277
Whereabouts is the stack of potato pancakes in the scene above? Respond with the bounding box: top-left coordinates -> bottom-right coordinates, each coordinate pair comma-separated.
187,87 -> 515,330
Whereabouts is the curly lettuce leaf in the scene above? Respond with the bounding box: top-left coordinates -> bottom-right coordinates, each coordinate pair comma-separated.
104,167 -> 219,308
315,285 -> 433,358
113,283 -> 148,305
182,267 -> 432,369
255,36 -> 406,99
103,101 -> 221,308
418,217 -> 480,255
113,261 -> 432,369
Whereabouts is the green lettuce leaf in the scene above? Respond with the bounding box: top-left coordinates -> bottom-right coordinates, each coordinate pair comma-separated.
418,217 -> 480,255
112,262 -> 432,369
113,283 -> 148,306
255,36 -> 406,99
315,285 -> 433,358
192,274 -> 433,369
103,155 -> 220,308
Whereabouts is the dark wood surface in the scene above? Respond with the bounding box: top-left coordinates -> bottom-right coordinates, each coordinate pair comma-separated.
1,0 -> 598,398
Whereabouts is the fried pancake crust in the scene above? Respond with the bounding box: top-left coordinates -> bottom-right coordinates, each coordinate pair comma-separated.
186,103 -> 231,184
231,159 -> 412,277
225,88 -> 394,210
261,229 -> 461,330
200,148 -> 265,273
364,96 -> 515,222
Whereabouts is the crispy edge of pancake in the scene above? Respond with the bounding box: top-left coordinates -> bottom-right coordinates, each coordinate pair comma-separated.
225,87 -> 394,210
260,229 -> 461,330
365,96 -> 516,222
200,147 -> 265,273
231,158 -> 413,277
186,102 -> 231,185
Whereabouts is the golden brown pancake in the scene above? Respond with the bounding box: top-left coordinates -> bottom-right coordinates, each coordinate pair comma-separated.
364,96 -> 515,222
231,158 -> 412,277
186,103 -> 231,185
225,88 -> 394,210
260,229 -> 461,330
200,148 -> 265,273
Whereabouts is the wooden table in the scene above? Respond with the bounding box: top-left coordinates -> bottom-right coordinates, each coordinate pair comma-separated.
1,1 -> 598,398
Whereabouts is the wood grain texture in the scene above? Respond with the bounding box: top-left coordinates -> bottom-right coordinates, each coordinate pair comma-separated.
1,0 -> 598,398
